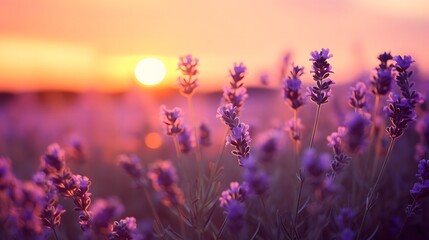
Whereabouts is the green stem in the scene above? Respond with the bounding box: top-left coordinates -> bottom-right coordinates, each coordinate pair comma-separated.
53,228 -> 59,240
357,137 -> 396,240
143,187 -> 164,232
309,104 -> 321,149
293,171 -> 304,240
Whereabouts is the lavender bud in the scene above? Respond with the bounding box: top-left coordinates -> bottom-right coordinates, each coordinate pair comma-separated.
160,105 -> 184,136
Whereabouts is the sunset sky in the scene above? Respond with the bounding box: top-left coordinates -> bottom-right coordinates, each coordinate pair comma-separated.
1,0 -> 428,92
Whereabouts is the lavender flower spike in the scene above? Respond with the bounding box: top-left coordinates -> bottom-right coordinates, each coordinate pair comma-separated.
283,65 -> 305,110
177,54 -> 199,96
371,52 -> 394,96
216,103 -> 239,129
160,105 -> 184,135
307,48 -> 335,105
227,122 -> 252,166
222,62 -> 248,111
349,81 -> 367,111
410,159 -> 429,199
109,217 -> 139,240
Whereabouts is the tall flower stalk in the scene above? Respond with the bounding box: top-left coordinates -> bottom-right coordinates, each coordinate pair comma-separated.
357,55 -> 420,240
178,54 -> 201,162
307,48 -> 335,148
283,64 -> 305,162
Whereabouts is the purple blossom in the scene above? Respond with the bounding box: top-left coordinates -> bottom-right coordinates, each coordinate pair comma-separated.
243,157 -> 270,196
343,113 -> 370,153
90,198 -> 125,236
224,199 -> 245,231
255,129 -> 282,163
410,159 -> 429,199
307,48 -> 335,105
0,157 -> 13,190
302,149 -> 331,188
199,123 -> 212,147
118,154 -> 143,181
216,103 -> 239,129
327,127 -> 347,151
384,93 -> 416,140
147,160 -> 184,206
109,217 -> 139,240
371,52 -> 394,96
177,126 -> 195,153
415,114 -> 429,160
177,55 -> 199,96
41,143 -> 66,174
283,65 -> 305,109
285,117 -> 303,142
349,81 -> 367,110
219,181 -> 248,207
222,63 -> 249,111
394,55 -> 414,71
336,208 -> 356,229
147,160 -> 178,191
160,105 -> 184,135
229,62 -> 247,83
226,122 -> 252,166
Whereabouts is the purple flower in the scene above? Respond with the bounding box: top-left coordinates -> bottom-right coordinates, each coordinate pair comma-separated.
349,81 -> 367,110
226,122 -> 252,166
343,113 -> 370,153
222,63 -> 249,111
308,48 -> 335,105
255,129 -> 282,163
415,114 -> 429,160
309,48 -> 333,62
0,157 -> 13,190
410,159 -> 429,199
394,55 -> 414,71
160,105 -> 184,135
384,93 -> 416,140
177,55 -> 199,96
41,143 -> 66,174
177,126 -> 195,153
109,217 -> 139,240
219,181 -> 248,207
371,52 -> 394,96
216,103 -> 239,129
242,157 -> 270,196
148,161 -> 184,207
147,160 -> 178,191
302,149 -> 331,187
283,65 -> 305,110
393,55 -> 423,108
118,154 -> 143,181
327,127 -> 347,150
90,198 -> 125,236
178,54 -> 199,76
224,199 -> 245,231
285,117 -> 303,142
199,123 -> 212,147
229,62 -> 247,83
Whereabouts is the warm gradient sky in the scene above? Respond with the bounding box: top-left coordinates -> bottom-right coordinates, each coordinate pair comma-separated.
1,0 -> 428,92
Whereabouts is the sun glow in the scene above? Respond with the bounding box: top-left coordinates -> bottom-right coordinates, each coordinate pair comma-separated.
135,58 -> 167,86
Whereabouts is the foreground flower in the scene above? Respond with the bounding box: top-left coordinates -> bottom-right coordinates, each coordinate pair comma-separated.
307,48 -> 335,105
349,81 -> 367,111
219,182 -> 248,231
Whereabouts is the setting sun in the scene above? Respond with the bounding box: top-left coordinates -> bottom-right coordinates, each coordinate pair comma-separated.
135,58 -> 166,86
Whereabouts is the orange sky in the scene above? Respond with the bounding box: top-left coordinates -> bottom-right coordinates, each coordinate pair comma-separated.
0,0 -> 428,92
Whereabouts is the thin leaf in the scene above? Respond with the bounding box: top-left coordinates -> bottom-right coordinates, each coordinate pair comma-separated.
365,224 -> 380,240
250,222 -> 261,240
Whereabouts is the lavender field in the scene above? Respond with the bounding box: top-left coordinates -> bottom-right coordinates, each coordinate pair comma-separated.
1,51 -> 429,240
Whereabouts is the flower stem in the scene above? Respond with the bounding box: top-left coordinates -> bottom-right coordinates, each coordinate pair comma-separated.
357,137 -> 396,240
53,228 -> 59,240
395,198 -> 417,240
309,104 -> 321,149
143,187 -> 164,233
293,170 -> 304,240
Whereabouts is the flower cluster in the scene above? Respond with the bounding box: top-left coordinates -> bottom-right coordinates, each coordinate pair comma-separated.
336,208 -> 356,240
384,93 -> 416,140
410,159 -> 429,199
118,154 -> 143,185
109,217 -> 140,240
371,52 -> 394,96
307,48 -> 335,105
285,117 -> 304,142
222,63 -> 248,112
302,149 -> 331,189
199,123 -> 212,147
177,54 -> 199,96
242,157 -> 270,196
415,114 -> 429,161
349,81 -> 367,111
343,113 -> 370,153
219,181 -> 248,231
90,198 -> 125,236
178,126 -> 195,153
147,160 -> 184,207
327,127 -> 351,175
160,105 -> 184,135
217,103 -> 251,166
393,55 -> 423,108
283,65 -> 305,110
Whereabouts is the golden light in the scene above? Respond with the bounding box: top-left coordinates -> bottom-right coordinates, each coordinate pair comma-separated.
145,132 -> 163,149
134,58 -> 166,86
